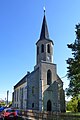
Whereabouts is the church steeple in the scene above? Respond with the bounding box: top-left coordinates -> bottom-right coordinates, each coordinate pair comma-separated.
36,9 -> 54,65
40,9 -> 49,40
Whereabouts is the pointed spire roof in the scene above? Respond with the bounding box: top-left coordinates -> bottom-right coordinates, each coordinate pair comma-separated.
40,9 -> 49,40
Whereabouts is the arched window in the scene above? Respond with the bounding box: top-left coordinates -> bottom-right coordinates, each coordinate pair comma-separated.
41,44 -> 44,53
37,46 -> 39,55
47,100 -> 52,111
32,86 -> 34,95
47,69 -> 52,85
32,103 -> 34,108
47,44 -> 50,53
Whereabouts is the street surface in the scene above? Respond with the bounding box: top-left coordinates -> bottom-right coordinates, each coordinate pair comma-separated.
0,113 -> 30,120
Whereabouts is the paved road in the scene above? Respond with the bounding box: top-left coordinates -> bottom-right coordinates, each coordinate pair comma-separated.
0,117 -> 30,120
0,112 -> 31,120
19,116 -> 32,120
0,115 -> 31,120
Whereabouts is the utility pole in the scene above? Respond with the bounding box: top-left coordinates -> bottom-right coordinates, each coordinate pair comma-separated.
7,90 -> 9,106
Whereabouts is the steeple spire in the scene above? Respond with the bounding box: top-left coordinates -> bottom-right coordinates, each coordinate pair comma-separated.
40,8 -> 49,40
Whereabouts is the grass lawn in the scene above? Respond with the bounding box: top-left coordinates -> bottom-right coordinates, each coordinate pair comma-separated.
65,111 -> 80,116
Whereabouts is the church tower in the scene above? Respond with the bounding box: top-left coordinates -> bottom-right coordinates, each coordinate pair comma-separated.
36,10 -> 54,65
35,10 -> 60,111
35,10 -> 65,112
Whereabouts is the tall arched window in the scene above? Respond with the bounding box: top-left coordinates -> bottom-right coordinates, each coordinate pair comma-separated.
47,100 -> 52,111
47,69 -> 52,85
47,44 -> 50,53
41,44 -> 44,53
32,86 -> 34,95
32,103 -> 34,108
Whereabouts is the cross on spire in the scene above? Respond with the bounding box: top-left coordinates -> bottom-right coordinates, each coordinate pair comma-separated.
43,6 -> 45,14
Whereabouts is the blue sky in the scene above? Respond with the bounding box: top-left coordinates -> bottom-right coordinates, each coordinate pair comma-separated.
0,0 -> 80,101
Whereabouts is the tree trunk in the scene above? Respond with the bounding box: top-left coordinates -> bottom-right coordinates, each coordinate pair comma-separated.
77,100 -> 80,112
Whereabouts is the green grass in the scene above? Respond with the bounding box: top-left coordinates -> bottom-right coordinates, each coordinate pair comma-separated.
65,111 -> 80,116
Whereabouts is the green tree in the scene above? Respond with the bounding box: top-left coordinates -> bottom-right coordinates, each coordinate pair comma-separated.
66,97 -> 78,112
66,24 -> 80,111
0,101 -> 6,106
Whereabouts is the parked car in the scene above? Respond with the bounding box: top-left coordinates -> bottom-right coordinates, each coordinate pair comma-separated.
1,108 -> 18,120
0,107 -> 6,112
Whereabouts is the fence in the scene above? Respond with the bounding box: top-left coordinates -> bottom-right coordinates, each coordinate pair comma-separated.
18,110 -> 80,120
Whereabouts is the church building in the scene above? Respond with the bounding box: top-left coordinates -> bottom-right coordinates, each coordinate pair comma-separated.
13,10 -> 65,112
